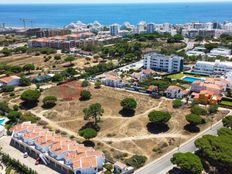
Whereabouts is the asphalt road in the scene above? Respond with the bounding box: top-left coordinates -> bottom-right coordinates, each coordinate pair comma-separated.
135,120 -> 225,174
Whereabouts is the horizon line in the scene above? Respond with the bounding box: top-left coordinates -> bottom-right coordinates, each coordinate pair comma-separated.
1,1 -> 232,4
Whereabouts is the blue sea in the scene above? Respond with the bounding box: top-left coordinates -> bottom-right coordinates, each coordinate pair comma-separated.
0,3 -> 232,28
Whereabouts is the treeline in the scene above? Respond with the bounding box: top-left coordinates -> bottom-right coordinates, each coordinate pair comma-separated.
0,47 -> 56,57
171,115 -> 232,174
100,40 -> 142,63
0,151 -> 38,174
83,62 -> 118,77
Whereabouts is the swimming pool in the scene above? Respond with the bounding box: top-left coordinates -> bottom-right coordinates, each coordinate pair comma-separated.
182,76 -> 204,83
0,117 -> 9,125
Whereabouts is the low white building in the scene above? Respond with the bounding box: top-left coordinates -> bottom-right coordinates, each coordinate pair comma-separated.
114,161 -> 134,174
0,75 -> 20,87
165,86 -> 185,99
208,48 -> 231,57
186,50 -> 206,57
192,60 -> 232,75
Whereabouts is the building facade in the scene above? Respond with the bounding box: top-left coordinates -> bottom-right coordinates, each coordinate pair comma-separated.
110,24 -> 119,36
192,60 -> 232,75
10,122 -> 105,174
143,52 -> 184,73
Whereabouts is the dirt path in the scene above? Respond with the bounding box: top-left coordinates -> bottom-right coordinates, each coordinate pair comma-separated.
94,133 -> 187,142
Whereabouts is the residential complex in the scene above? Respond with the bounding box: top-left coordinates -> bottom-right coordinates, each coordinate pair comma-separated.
191,78 -> 229,105
143,52 -> 184,73
192,60 -> 232,75
28,32 -> 122,50
10,122 -> 105,174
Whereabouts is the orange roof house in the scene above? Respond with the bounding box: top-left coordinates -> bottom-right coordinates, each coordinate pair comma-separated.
10,122 -> 105,173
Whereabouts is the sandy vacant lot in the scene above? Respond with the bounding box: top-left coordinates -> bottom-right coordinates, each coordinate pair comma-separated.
30,81 -> 228,162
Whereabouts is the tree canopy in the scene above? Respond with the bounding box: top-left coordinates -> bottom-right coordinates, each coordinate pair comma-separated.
185,114 -> 203,126
120,97 -> 137,111
222,116 -> 232,129
81,80 -> 89,87
83,103 -> 104,125
23,64 -> 35,73
195,128 -> 232,173
80,90 -> 91,101
171,152 -> 203,174
19,76 -> 31,86
79,128 -> 97,140
20,89 -> 41,104
148,111 -> 171,125
191,105 -> 207,115
42,96 -> 57,108
172,99 -> 183,108
7,111 -> 22,123
52,73 -> 63,82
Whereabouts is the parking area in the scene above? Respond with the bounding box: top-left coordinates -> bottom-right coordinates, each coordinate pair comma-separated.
0,136 -> 59,174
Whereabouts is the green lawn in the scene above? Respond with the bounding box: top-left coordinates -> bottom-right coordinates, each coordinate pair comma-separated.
221,100 -> 232,107
167,73 -> 184,80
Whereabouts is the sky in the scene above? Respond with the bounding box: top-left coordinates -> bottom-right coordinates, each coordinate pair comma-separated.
1,0 -> 232,4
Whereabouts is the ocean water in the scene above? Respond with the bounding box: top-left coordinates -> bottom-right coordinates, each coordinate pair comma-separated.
0,3 -> 232,28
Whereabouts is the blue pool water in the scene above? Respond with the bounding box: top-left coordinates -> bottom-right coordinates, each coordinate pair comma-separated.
0,118 -> 7,125
182,76 -> 203,83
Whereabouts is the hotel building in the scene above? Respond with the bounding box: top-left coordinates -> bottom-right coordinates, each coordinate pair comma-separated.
143,52 -> 184,73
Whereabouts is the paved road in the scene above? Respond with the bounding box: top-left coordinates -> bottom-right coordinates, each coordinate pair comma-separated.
135,113 -> 229,174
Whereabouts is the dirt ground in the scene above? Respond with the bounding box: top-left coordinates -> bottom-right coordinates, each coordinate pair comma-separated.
25,81 -> 228,163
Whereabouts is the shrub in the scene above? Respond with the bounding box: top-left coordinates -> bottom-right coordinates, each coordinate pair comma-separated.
191,105 -> 207,115
79,128 -> 97,139
2,85 -> 14,92
54,55 -> 61,60
80,90 -> 91,101
42,96 -> 57,108
52,73 -> 63,82
13,105 -> 19,111
7,111 -> 22,122
222,116 -> 232,128
19,112 -> 40,123
208,105 -> 218,114
172,99 -> 183,108
0,102 -> 11,114
95,80 -> 102,88
19,76 -> 31,86
81,80 -> 89,87
125,155 -> 147,169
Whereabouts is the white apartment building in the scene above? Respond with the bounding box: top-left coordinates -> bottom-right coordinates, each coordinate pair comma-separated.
146,23 -> 155,33
208,48 -> 231,57
110,24 -> 119,36
143,52 -> 184,73
136,21 -> 146,34
192,60 -> 232,75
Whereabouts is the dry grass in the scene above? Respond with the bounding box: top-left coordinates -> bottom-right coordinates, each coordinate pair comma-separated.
32,82 -> 229,163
